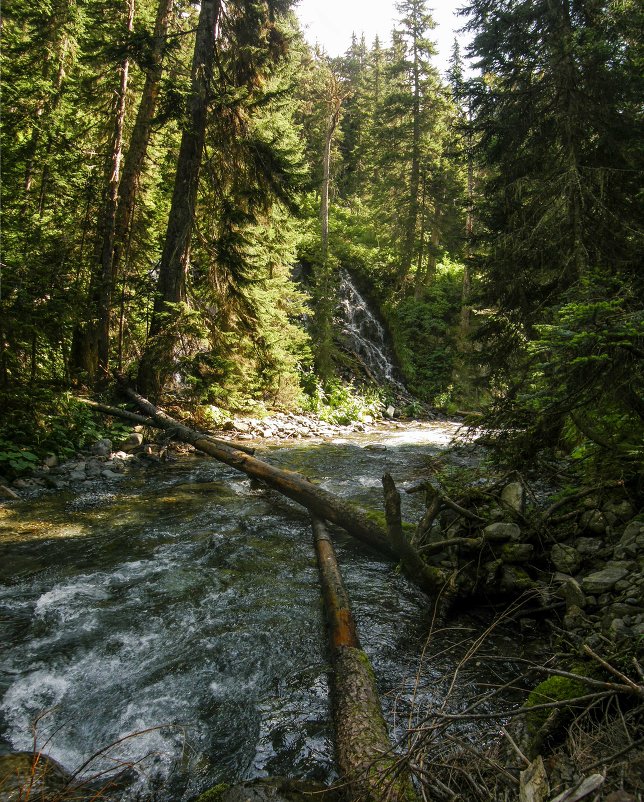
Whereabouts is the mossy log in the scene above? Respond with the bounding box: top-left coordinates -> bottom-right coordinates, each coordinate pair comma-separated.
312,517 -> 417,802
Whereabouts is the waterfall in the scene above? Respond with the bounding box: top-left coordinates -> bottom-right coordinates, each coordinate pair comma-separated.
336,270 -> 405,390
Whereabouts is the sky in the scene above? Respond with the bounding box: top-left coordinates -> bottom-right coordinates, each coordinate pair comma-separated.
294,0 -> 471,75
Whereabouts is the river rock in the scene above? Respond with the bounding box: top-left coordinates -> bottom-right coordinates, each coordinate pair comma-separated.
90,438 -> 112,457
581,562 -> 631,594
579,508 -> 610,535
120,432 -> 143,451
574,537 -> 604,558
483,522 -> 521,542
43,454 -> 58,468
101,469 -> 125,480
500,481 -> 525,514
501,543 -> 534,563
0,752 -> 76,802
232,421 -> 251,433
555,575 -> 586,610
551,543 -> 582,574
499,564 -> 535,593
0,484 -> 19,499
384,405 -> 395,419
614,521 -> 644,559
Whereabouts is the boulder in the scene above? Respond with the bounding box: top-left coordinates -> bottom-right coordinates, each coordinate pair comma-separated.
120,432 -> 144,451
579,508 -> 609,535
603,500 -> 635,521
384,405 -> 395,419
483,522 -> 522,542
0,752 -> 74,802
551,543 -> 582,574
574,537 -> 604,558
501,543 -> 534,563
500,481 -> 525,514
43,454 -> 58,468
90,438 -> 112,457
581,562 -> 631,595
499,564 -> 535,593
233,421 -> 251,433
0,484 -> 19,499
555,575 -> 586,610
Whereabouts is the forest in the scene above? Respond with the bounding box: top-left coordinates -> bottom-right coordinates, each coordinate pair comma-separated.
1,0 -> 643,800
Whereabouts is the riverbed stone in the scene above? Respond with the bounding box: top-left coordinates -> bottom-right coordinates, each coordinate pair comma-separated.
0,752 -> 75,802
500,481 -> 525,514
196,778 -> 342,802
43,454 -> 58,468
120,432 -> 144,451
90,438 -> 112,457
483,522 -> 522,542
574,537 -> 604,558
580,508 -> 610,535
501,543 -> 534,563
555,575 -> 586,610
499,565 -> 534,593
550,543 -> 581,574
581,562 -> 631,594
0,484 -> 19,499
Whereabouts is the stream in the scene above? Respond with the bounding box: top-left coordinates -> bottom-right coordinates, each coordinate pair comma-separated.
0,423 -> 526,800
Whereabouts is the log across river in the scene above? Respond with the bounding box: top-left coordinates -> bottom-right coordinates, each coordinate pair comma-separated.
0,419 -> 527,801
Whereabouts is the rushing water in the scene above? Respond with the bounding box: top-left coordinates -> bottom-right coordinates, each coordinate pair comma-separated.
0,424 -> 523,800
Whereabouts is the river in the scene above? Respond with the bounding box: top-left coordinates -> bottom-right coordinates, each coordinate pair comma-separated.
0,422 -> 524,800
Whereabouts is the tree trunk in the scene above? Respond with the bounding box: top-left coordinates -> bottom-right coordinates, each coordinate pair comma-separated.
111,0 -> 175,369
312,517 -> 417,802
95,0 -> 136,381
137,0 -> 221,399
400,38 -> 421,281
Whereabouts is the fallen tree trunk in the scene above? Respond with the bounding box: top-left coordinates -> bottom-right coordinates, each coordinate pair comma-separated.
106,383 -> 448,597
312,517 -> 417,802
78,398 -> 256,455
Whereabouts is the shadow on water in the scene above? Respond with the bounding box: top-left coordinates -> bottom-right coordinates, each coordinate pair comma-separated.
0,424 -> 526,801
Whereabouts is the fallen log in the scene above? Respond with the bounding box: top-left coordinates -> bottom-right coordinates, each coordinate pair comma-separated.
88,383 -> 448,597
312,517 -> 417,802
78,398 -> 257,455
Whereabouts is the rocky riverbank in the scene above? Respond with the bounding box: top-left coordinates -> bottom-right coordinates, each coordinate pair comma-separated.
0,410 -> 421,499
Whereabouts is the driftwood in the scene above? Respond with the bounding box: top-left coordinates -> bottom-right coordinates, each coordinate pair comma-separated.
312,517 -> 417,802
96,384 -> 448,597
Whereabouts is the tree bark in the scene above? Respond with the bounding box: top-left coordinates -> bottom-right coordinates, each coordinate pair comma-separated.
95,0 -> 136,381
312,517 -> 417,802
137,0 -> 221,399
111,0 -> 175,371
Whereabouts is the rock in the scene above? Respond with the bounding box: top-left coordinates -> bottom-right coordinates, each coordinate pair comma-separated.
0,484 -> 19,499
85,460 -> 103,478
563,604 -> 590,633
501,543 -> 534,563
90,438 -> 112,457
551,543 -> 582,574
120,432 -> 144,451
574,537 -> 603,558
579,508 -> 609,535
364,443 -> 387,452
69,469 -> 87,482
555,575 -> 586,609
500,481 -> 525,514
483,522 -> 522,542
261,429 -> 274,438
361,414 -> 374,424
603,500 -> 635,521
499,564 -> 535,593
221,420 -> 236,431
196,778 -> 342,802
0,752 -> 74,802
101,469 -> 125,480
43,454 -> 58,468
615,520 -> 644,559
384,405 -> 395,419
581,562 -> 631,594
232,421 -> 251,433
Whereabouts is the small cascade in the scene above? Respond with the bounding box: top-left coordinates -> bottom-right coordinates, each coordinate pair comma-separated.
336,270 -> 405,391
